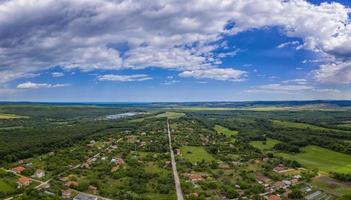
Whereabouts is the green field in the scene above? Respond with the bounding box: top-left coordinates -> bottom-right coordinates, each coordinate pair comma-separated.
250,139 -> 281,151
180,146 -> 215,163
154,112 -> 185,119
272,120 -> 340,132
214,125 -> 238,136
278,146 -> 351,173
312,176 -> 351,197
0,113 -> 26,119
337,124 -> 351,129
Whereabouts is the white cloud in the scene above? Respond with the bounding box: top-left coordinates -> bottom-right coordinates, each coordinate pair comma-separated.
179,68 -> 246,81
51,72 -> 64,77
277,41 -> 300,49
0,0 -> 350,83
314,61 -> 351,84
17,82 -> 70,89
97,74 -> 152,82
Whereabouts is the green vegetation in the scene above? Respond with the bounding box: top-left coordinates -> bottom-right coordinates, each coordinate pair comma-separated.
180,146 -> 215,163
0,113 -> 26,119
312,176 -> 351,196
272,120 -> 338,132
250,139 -> 281,151
214,125 -> 238,136
154,112 -> 185,119
278,146 -> 351,173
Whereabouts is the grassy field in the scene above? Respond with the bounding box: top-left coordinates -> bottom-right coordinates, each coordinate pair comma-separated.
277,146 -> 351,173
272,120 -> 341,132
0,113 -> 26,119
312,176 -> 351,197
337,124 -> 351,129
250,139 -> 281,151
214,125 -> 238,136
154,112 -> 185,119
180,146 -> 215,163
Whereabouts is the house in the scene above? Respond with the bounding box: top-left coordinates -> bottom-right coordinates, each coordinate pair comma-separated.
65,181 -> 79,187
34,169 -> 45,178
189,174 -> 204,182
73,193 -> 98,200
62,189 -> 73,199
88,185 -> 98,194
12,166 -> 26,173
140,131 -> 146,136
111,158 -> 124,165
273,164 -> 285,172
17,177 -> 31,187
274,181 -> 285,189
175,149 -> 181,155
267,195 -> 281,200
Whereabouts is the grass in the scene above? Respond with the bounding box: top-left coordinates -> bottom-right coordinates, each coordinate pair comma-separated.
0,180 -> 15,193
214,125 -> 238,136
272,120 -> 342,132
277,145 -> 351,173
312,176 -> 351,197
337,124 -> 351,129
0,113 -> 27,119
180,146 -> 215,163
250,139 -> 281,151
154,112 -> 185,119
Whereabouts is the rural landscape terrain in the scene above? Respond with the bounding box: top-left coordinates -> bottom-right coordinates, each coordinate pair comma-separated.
0,101 -> 350,200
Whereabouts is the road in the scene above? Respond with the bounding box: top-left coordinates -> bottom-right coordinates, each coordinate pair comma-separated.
167,119 -> 184,200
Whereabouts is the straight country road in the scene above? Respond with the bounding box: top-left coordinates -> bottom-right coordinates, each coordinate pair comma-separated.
167,119 -> 184,200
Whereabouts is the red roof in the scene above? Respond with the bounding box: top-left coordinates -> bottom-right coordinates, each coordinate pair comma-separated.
268,195 -> 281,200
13,166 -> 25,173
18,177 -> 31,184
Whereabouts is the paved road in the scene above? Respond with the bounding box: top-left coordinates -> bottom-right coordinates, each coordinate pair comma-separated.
167,120 -> 184,200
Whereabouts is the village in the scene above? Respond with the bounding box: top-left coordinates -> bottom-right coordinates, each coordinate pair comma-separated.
0,117 -> 343,200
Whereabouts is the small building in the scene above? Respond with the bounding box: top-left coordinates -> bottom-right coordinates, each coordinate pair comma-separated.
65,181 -> 79,187
111,158 -> 124,165
73,193 -> 98,200
12,166 -> 26,174
189,174 -> 204,182
17,177 -> 31,187
62,189 -> 73,199
273,164 -> 285,173
88,185 -> 98,194
140,131 -> 146,136
34,169 -> 45,178
267,195 -> 281,200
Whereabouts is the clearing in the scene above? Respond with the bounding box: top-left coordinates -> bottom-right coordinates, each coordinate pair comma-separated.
0,113 -> 26,120
180,146 -> 215,164
250,139 -> 281,151
214,125 -> 238,136
277,145 -> 351,173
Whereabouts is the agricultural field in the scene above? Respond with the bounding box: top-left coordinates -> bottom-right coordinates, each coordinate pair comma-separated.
180,146 -> 215,164
154,112 -> 185,119
0,113 -> 26,120
250,139 -> 281,151
272,120 -> 336,132
214,125 -> 238,136
277,146 -> 351,174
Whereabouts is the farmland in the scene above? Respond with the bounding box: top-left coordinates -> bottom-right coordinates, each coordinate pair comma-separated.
250,139 -> 281,151
180,146 -> 215,164
278,146 -> 351,174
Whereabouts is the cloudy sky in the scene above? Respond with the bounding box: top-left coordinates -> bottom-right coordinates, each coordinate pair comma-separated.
0,0 -> 350,102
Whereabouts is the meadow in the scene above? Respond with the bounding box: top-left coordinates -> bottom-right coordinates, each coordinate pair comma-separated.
0,113 -> 26,120
277,146 -> 351,173
214,125 -> 238,136
272,120 -> 344,132
180,146 -> 215,164
250,139 -> 281,151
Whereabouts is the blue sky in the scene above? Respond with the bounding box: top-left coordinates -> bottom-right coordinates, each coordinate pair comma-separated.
0,0 -> 350,102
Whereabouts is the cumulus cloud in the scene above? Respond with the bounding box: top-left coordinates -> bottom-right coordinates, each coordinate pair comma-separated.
51,72 -> 64,77
314,61 -> 351,84
179,68 -> 246,81
0,0 -> 350,83
97,74 -> 152,82
17,82 -> 70,89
